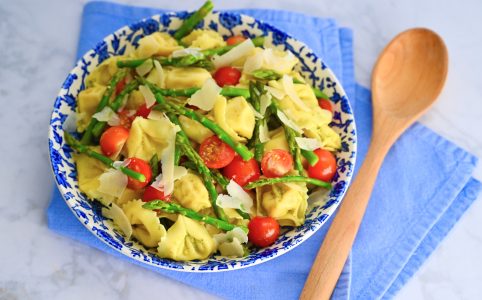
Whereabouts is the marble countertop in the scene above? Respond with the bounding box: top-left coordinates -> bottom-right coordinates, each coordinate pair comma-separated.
1,0 -> 481,299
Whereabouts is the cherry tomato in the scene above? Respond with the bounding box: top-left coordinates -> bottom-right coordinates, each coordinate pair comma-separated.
213,66 -> 241,87
115,78 -> 127,96
118,109 -> 135,129
199,136 -> 235,169
135,103 -> 152,118
126,157 -> 152,190
318,98 -> 333,113
142,185 -> 171,202
99,126 -> 129,157
307,149 -> 337,182
226,35 -> 246,46
261,149 -> 293,178
248,216 -> 280,247
222,155 -> 260,186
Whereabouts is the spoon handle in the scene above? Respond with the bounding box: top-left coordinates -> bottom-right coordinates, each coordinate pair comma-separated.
300,137 -> 391,300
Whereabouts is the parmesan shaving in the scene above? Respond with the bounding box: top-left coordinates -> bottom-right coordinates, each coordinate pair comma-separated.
153,60 -> 165,88
187,78 -> 221,111
136,59 -> 153,77
249,103 -> 264,119
295,137 -> 322,151
139,85 -> 157,108
151,166 -> 188,192
112,159 -> 130,169
63,113 -> 77,133
212,39 -> 255,68
102,203 -> 132,239
147,110 -> 166,121
171,47 -> 203,58
259,93 -> 272,115
158,123 -> 181,195
259,122 -> 270,143
243,50 -> 264,74
216,180 -> 253,212
276,110 -> 303,134
92,107 -> 120,126
282,75 -> 309,111
265,86 -> 286,100
98,169 -> 128,198
213,227 -> 248,257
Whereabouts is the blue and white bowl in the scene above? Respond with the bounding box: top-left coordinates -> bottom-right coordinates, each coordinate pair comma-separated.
49,11 -> 357,272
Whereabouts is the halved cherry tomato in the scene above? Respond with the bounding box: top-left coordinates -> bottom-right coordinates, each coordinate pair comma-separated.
118,109 -> 135,129
248,216 -> 280,247
115,78 -> 127,96
213,66 -> 241,87
99,126 -> 129,157
307,149 -> 337,182
222,155 -> 260,186
126,157 -> 152,190
261,149 -> 293,178
199,136 -> 235,169
142,185 -> 171,202
135,103 -> 152,118
226,35 -> 246,46
318,98 -> 333,113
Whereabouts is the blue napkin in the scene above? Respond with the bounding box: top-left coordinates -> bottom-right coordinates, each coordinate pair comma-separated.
48,2 -> 481,299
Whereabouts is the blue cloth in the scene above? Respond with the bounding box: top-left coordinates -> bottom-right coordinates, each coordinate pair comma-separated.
48,2 -> 481,299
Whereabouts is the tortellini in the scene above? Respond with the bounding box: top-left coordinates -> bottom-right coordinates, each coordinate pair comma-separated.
213,96 -> 255,142
76,85 -> 106,132
157,215 -> 216,261
135,32 -> 181,58
178,115 -> 214,144
124,90 -> 145,111
122,199 -> 167,247
305,124 -> 342,151
256,181 -> 308,226
243,48 -> 299,75
86,56 -> 123,87
172,171 -> 211,212
74,148 -> 109,203
164,67 -> 211,89
264,127 -> 289,153
181,29 -> 226,50
125,117 -> 173,161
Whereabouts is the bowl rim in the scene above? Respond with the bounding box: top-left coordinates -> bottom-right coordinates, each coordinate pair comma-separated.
48,10 -> 357,272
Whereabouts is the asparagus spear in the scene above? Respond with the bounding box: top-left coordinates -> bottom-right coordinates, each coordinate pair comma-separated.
143,200 -> 247,233
64,132 -> 146,182
173,0 -> 214,40
154,102 -> 254,161
244,175 -> 332,190
80,69 -> 127,145
300,149 -> 319,166
149,154 -> 160,179
248,81 -> 265,162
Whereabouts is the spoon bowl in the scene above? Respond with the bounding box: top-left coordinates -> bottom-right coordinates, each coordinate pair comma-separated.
300,28 -> 448,299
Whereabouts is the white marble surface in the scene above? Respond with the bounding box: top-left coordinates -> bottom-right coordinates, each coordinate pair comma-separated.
0,0 -> 481,299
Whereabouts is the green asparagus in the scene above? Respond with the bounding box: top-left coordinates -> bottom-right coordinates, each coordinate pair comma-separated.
300,149 -> 319,166
173,0 -> 214,40
244,175 -> 332,190
143,200 -> 247,233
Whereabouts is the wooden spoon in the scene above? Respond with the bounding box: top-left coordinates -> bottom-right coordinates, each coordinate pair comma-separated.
300,28 -> 448,299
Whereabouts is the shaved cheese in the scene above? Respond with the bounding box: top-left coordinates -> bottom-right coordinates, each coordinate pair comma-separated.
259,122 -> 270,143
136,59 -> 153,77
187,78 -> 221,111
277,110 -> 303,134
213,227 -> 248,257
248,103 -> 263,119
92,107 -> 120,126
158,123 -> 181,195
282,75 -> 309,111
259,93 -> 272,115
139,85 -> 157,108
243,50 -> 264,74
153,60 -> 165,88
171,47 -> 202,58
102,203 -> 132,239
264,49 -> 298,74
217,180 -> 253,212
265,86 -> 285,100
63,113 -> 77,133
212,39 -> 255,68
295,137 -> 322,151
151,166 -> 188,192
147,110 -> 166,121
112,159 -> 130,169
98,169 -> 127,198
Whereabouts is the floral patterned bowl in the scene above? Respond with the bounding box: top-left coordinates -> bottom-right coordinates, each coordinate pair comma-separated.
48,10 -> 356,272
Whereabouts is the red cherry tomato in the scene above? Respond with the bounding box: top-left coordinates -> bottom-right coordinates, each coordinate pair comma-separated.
126,157 -> 152,190
213,66 -> 241,87
261,149 -> 293,178
115,78 -> 127,96
99,126 -> 129,157
307,149 -> 337,182
199,136 -> 235,169
142,185 -> 171,202
248,216 -> 280,247
135,103 -> 152,118
222,155 -> 260,186
318,98 -> 333,113
226,35 -> 246,46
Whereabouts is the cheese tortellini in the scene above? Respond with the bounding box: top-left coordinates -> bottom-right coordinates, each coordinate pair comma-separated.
181,29 -> 226,50
126,117 -> 173,161
76,85 -> 106,132
157,215 -> 216,261
86,56 -> 123,87
75,148 -> 108,203
164,67 -> 211,89
213,96 -> 255,142
178,115 -> 214,144
172,171 -> 211,212
135,32 -> 181,58
122,200 -> 167,247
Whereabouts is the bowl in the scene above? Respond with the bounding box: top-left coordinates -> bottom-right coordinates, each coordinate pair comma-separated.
49,10 -> 357,272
